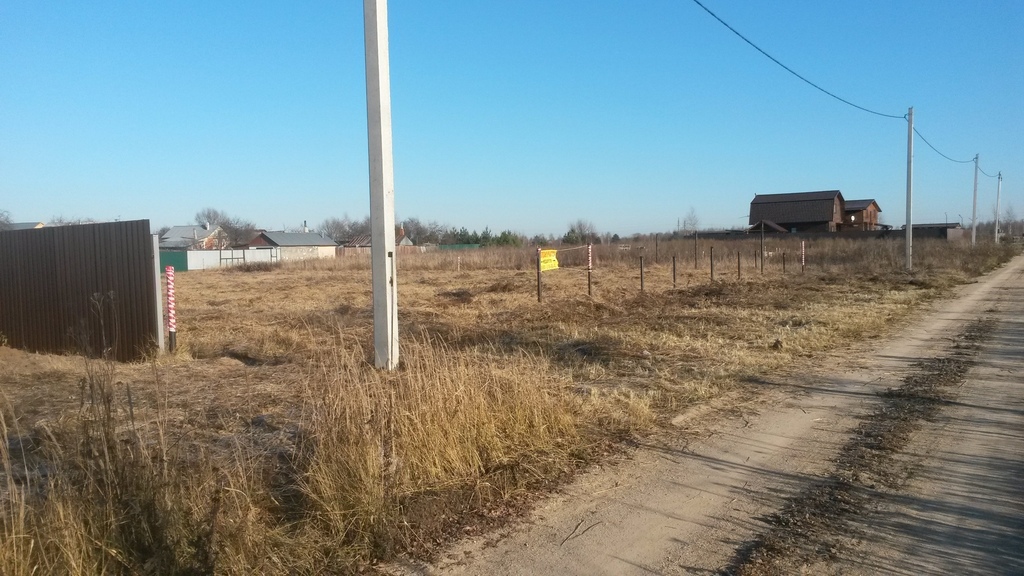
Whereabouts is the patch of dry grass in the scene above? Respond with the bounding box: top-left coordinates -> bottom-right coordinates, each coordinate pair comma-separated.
0,238 -> 1019,573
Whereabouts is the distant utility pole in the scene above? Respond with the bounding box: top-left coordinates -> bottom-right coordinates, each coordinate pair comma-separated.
995,172 -> 1003,243
905,107 -> 914,270
972,154 -> 979,246
364,0 -> 399,369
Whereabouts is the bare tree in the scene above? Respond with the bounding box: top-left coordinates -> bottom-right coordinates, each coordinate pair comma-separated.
319,216 -> 353,241
562,219 -> 599,245
194,208 -> 228,228
0,209 -> 11,230
194,208 -> 257,246
1003,204 -> 1019,237
319,214 -> 372,242
398,218 -> 446,244
682,206 -> 700,233
48,215 -> 97,226
224,218 -> 258,246
350,215 -> 371,237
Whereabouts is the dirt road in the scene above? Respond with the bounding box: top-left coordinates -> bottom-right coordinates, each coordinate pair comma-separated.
823,259 -> 1024,575
387,256 -> 1024,575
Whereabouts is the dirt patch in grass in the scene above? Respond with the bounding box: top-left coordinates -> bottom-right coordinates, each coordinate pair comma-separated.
723,319 -> 993,576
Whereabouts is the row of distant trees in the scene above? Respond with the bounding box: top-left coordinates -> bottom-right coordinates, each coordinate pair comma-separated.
318,216 -> 524,247
6,203 -> 1022,243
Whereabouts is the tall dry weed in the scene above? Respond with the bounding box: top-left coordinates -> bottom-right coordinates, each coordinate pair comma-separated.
299,335 -> 586,558
0,359 -> 245,575
0,405 -> 35,576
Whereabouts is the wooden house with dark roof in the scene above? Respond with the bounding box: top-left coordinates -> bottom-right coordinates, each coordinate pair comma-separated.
844,199 -> 882,231
749,190 -> 846,232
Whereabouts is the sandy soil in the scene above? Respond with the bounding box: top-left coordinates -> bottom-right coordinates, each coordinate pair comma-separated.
385,255 -> 1024,575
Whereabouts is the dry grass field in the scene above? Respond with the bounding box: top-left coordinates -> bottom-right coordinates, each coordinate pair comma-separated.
1,237 -> 1019,574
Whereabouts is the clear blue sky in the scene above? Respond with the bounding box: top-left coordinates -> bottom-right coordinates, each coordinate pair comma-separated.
2,1 -> 1022,236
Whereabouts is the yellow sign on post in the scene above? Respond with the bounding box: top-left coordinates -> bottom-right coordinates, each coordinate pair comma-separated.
540,249 -> 559,272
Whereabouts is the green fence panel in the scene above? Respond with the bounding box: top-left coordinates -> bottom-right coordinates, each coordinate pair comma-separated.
159,250 -> 188,272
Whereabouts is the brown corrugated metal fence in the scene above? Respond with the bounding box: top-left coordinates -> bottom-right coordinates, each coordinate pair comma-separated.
0,220 -> 158,362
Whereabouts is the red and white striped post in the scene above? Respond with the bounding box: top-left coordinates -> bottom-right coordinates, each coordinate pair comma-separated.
587,243 -> 593,296
165,266 -> 177,352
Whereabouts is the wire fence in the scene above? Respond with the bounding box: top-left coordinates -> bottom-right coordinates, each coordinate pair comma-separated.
248,235 -> 1019,303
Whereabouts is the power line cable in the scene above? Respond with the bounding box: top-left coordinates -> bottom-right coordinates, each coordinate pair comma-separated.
688,0 -> 905,120
912,128 -> 974,164
978,165 -> 998,178
690,0 -> 997,173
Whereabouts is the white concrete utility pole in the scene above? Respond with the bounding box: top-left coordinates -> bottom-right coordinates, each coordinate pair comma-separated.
995,172 -> 1002,243
972,154 -> 979,246
363,0 -> 399,369
905,107 -> 914,270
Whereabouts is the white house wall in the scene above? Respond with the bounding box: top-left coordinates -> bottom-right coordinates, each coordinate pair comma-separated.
184,248 -> 280,270
279,246 -> 336,261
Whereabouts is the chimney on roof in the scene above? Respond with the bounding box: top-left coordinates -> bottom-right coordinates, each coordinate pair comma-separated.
203,222 -> 210,230
303,220 -> 308,234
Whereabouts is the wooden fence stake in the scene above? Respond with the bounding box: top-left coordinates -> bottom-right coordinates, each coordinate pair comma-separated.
694,232 -> 698,269
536,247 -> 542,302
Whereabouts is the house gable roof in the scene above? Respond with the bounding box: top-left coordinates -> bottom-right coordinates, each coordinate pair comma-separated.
749,190 -> 844,226
345,234 -> 372,248
258,231 -> 337,247
845,199 -> 881,212
344,232 -> 414,248
8,222 -> 45,230
160,225 -> 222,248
747,219 -> 789,233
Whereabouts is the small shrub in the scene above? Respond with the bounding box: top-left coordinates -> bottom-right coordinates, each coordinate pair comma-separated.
230,261 -> 282,273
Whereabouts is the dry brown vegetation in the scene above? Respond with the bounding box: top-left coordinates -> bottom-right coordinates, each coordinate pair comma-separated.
1,237 -> 1019,574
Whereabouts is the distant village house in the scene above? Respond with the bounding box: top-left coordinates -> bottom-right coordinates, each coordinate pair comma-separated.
749,191 -> 884,233
339,227 -> 421,256
844,199 -> 882,231
7,222 -> 45,231
160,224 -> 227,250
245,231 -> 337,261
